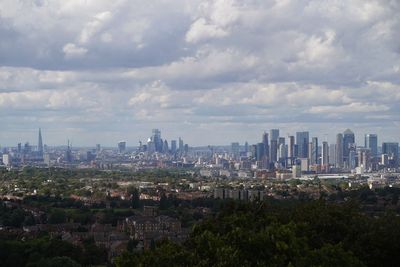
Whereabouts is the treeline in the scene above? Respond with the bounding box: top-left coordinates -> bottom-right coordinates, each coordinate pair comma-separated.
0,237 -> 107,267
0,167 -> 190,181
116,199 -> 400,267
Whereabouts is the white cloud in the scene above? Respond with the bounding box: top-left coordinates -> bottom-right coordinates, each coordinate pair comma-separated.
62,43 -> 88,58
79,11 -> 112,44
308,102 -> 390,114
185,18 -> 229,43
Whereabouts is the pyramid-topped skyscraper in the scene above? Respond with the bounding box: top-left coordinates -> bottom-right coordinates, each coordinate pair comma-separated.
38,128 -> 43,155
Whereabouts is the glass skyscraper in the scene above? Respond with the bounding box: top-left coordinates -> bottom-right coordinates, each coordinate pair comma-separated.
296,131 -> 309,158
365,134 -> 378,158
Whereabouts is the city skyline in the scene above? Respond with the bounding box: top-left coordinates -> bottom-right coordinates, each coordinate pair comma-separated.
0,1 -> 399,146
1,127 -> 398,149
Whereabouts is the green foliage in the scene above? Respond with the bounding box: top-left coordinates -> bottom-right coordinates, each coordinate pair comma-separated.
128,186 -> 142,209
0,237 -> 106,267
47,209 -> 66,224
116,200 -> 400,267
0,202 -> 34,227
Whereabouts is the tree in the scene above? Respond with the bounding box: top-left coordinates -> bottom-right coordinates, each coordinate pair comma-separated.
128,186 -> 142,209
48,209 -> 66,224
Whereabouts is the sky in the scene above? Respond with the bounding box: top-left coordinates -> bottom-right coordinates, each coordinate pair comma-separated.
0,0 -> 399,147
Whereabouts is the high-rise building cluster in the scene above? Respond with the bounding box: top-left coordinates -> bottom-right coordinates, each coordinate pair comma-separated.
137,129 -> 189,157
227,128 -> 398,175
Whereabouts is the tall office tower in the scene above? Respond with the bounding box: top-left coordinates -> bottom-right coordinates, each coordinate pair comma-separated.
278,137 -> 286,161
365,134 -> 378,158
270,129 -> 279,141
382,142 -> 399,168
231,142 -> 240,159
24,142 -> 31,154
357,148 -> 371,169
151,129 -> 162,152
250,144 -> 257,158
17,143 -> 22,153
96,144 -> 101,153
262,132 -> 270,159
321,141 -> 329,168
171,140 -> 177,154
296,131 -> 309,158
178,137 -> 184,152
163,140 -> 169,153
147,139 -> 155,153
38,128 -> 43,154
159,138 -> 164,152
343,129 -> 355,167
349,148 -> 356,169
311,137 -> 318,165
294,145 -> 299,158
256,143 -> 265,161
329,144 -> 336,165
288,136 -> 295,158
118,141 -> 127,153
278,137 -> 285,146
308,142 -> 313,163
270,140 -> 278,162
244,141 -> 249,153
336,133 -> 344,168
65,140 -> 72,163
278,143 -> 286,161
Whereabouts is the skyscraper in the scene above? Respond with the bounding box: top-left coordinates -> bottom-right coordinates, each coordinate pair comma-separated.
270,129 -> 279,141
231,142 -> 240,159
311,137 -> 318,165
321,141 -> 329,168
256,143 -> 265,161
270,140 -> 278,162
278,143 -> 286,161
171,140 -> 177,154
178,137 -> 184,152
244,141 -> 249,153
262,132 -> 269,156
365,134 -> 378,158
163,140 -> 169,153
343,129 -> 355,167
288,135 -> 295,164
357,148 -> 371,170
382,142 -> 399,168
329,143 -> 336,165
118,141 -> 126,153
296,131 -> 309,158
151,129 -> 162,152
65,140 -> 72,163
38,128 -> 43,155
278,137 -> 285,147
336,133 -> 344,168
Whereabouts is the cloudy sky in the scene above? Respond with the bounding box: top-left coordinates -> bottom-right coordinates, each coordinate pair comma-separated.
0,0 -> 399,147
